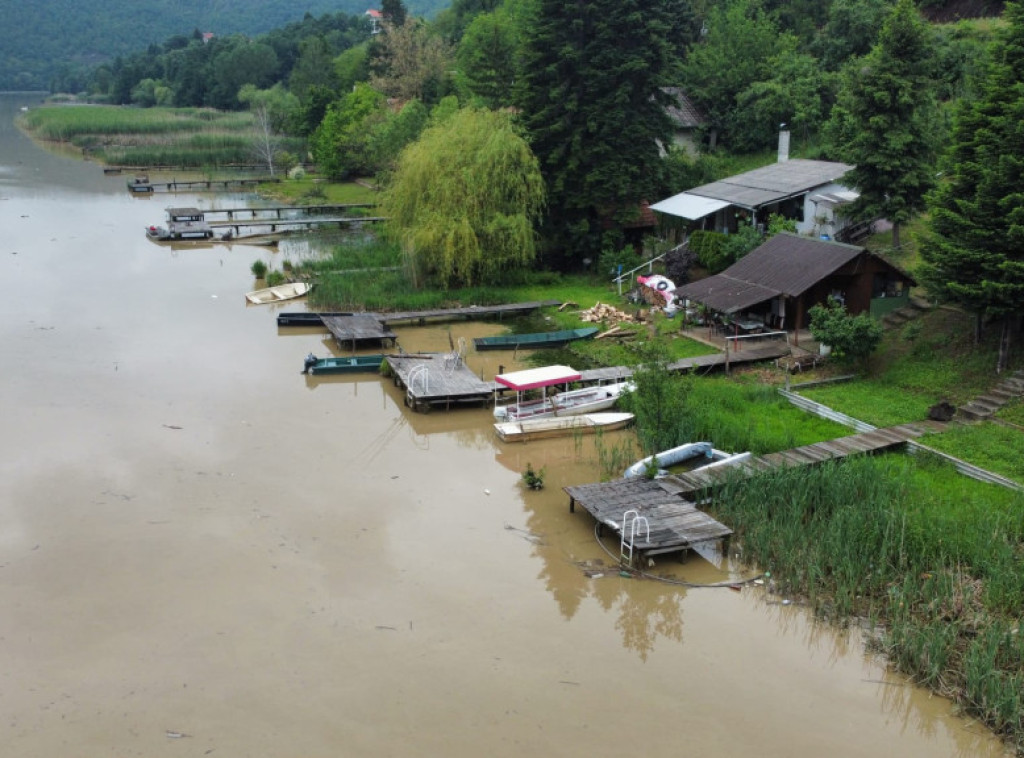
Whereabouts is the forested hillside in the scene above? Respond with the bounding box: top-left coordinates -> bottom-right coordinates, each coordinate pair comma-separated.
0,0 -> 449,91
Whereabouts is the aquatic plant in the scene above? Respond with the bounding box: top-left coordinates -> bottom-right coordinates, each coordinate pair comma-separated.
250,260 -> 268,279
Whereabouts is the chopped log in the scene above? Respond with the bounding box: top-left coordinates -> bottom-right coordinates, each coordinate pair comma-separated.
558,301 -> 578,311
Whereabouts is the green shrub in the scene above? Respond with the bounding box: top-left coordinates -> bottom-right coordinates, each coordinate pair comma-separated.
250,259 -> 268,279
265,271 -> 287,287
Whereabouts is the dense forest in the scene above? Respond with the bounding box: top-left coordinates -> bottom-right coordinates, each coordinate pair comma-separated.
0,0 -> 450,91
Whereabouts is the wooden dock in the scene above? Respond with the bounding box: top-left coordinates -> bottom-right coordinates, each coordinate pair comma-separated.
386,353 -> 493,411
128,177 -> 280,193
564,477 -> 733,562
576,341 -> 790,384
321,314 -> 398,349
563,421 -> 945,563
276,302 -> 562,329
656,422 -> 940,498
203,204 -> 376,220
210,216 -> 386,235
379,301 -> 561,325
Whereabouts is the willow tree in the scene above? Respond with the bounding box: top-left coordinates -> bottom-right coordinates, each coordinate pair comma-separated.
381,107 -> 544,289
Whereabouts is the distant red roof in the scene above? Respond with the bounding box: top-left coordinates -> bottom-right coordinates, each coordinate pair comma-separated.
366,9 -> 382,17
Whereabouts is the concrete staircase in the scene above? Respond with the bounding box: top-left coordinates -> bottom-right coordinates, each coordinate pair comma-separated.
958,370 -> 1024,421
881,296 -> 933,330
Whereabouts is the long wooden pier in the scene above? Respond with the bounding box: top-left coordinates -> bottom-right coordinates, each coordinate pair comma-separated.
276,301 -> 561,329
128,177 -> 280,193
386,353 -> 493,411
210,216 -> 386,235
203,204 -> 376,220
563,421 -> 944,564
654,422 -> 941,498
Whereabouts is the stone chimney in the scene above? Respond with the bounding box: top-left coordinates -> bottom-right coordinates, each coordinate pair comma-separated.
777,124 -> 790,162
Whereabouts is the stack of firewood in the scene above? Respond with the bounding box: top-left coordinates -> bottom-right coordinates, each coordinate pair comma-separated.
577,302 -> 638,324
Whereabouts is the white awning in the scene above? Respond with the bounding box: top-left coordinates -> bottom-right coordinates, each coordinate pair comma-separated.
649,192 -> 731,221
495,365 -> 581,391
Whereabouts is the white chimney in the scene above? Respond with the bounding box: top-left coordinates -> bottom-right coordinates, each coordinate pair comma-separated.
778,124 -> 790,162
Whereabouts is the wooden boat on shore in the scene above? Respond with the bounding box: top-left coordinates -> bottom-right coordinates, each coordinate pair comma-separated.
494,411 -> 634,442
493,365 -> 633,422
246,281 -> 311,304
473,327 -> 599,351
302,353 -> 385,375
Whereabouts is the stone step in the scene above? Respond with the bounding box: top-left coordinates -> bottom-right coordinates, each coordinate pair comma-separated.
958,404 -> 993,421
972,395 -> 1005,412
990,387 -> 1019,401
883,311 -> 911,327
909,295 -> 933,311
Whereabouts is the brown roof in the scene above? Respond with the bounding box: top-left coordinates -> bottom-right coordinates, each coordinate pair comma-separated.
662,87 -> 706,130
676,233 -> 897,313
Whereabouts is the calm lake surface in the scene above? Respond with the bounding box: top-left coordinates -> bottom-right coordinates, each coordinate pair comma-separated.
0,92 -> 1011,757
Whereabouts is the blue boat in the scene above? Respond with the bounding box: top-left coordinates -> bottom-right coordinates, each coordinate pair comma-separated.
302,353 -> 385,375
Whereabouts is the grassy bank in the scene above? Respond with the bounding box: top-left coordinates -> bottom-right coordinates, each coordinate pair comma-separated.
799,307 -> 1017,424
712,456 -> 1024,750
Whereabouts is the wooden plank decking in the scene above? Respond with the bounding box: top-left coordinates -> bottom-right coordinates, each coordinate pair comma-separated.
576,342 -> 790,384
564,478 -> 732,560
386,353 -> 493,411
656,422 -> 940,498
322,314 -> 398,348
380,301 -> 561,325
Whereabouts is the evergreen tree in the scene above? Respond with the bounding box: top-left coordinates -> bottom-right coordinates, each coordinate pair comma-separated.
824,0 -> 940,249
381,0 -> 408,27
516,0 -> 695,266
920,2 -> 1024,372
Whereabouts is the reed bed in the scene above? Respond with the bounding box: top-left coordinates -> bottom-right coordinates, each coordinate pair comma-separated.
711,455 -> 1024,749
301,238 -> 539,311
21,106 -> 253,139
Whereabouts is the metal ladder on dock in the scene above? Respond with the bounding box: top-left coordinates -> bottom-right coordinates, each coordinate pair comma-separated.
407,364 -> 429,407
619,509 -> 650,568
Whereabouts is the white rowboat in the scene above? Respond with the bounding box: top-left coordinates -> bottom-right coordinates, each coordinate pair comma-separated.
494,412 -> 635,442
245,281 -> 311,304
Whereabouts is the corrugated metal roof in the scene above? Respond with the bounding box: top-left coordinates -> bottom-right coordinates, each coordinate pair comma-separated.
675,275 -> 780,314
675,234 -> 866,312
685,159 -> 854,209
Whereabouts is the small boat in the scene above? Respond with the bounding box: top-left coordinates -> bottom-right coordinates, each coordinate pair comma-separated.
145,225 -> 171,240
302,353 -> 385,375
127,174 -> 153,193
493,365 -> 633,422
277,312 -> 353,327
245,281 -> 311,304
494,412 -> 635,442
623,443 -> 751,479
473,327 -> 599,351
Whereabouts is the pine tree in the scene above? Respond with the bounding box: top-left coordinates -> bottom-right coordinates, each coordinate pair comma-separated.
516,0 -> 695,265
920,2 -> 1024,372
824,0 -> 940,249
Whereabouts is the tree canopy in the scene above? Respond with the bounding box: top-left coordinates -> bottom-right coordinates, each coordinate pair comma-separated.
920,1 -> 1024,372
516,0 -> 695,265
380,107 -> 545,288
824,0 -> 941,248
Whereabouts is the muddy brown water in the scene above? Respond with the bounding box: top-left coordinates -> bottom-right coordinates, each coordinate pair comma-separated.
0,93 -> 1011,757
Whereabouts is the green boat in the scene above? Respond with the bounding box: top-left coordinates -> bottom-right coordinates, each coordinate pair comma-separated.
302,353 -> 385,375
472,327 -> 599,351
